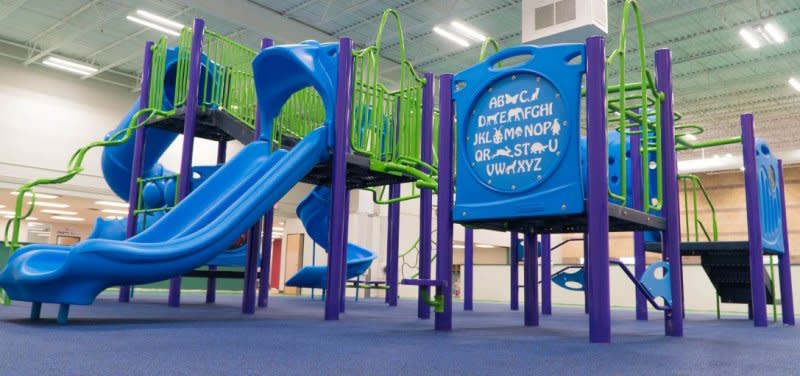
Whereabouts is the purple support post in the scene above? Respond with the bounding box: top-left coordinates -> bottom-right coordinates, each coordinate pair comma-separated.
776,160 -> 795,325
585,36 -> 611,343
168,18 -> 205,308
435,73 -> 454,331
120,40 -> 154,303
583,234 -> 589,314
325,37 -> 354,321
242,37 -> 274,315
630,132 -> 648,320
464,227 -> 474,311
258,210 -> 274,308
656,48 -> 685,336
740,113 -> 768,327
340,192 -> 351,312
206,140 -> 228,304
386,184 -> 400,306
523,232 -> 540,326
541,233 -> 552,315
510,231 -> 519,311
418,71 -> 435,319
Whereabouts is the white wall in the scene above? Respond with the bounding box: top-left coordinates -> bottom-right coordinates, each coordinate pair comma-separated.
0,56 -> 242,197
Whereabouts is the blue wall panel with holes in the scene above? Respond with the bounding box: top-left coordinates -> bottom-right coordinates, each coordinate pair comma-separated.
452,44 -> 586,222
755,139 -> 784,254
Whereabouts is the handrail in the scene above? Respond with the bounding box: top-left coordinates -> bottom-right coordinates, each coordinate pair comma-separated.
605,0 -> 664,213
478,37 -> 501,62
4,107 -> 171,251
678,174 -> 718,242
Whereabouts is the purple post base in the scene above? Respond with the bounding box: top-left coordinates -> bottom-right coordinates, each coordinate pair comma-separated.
510,231 -> 519,311
464,227 -> 474,311
776,160 -> 795,325
523,232 -> 539,326
541,234 -> 551,315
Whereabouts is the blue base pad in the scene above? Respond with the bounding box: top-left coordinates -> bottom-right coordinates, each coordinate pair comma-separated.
0,293 -> 797,375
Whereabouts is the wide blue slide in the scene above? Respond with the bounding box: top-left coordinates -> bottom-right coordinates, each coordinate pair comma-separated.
0,128 -> 329,305
285,186 -> 377,289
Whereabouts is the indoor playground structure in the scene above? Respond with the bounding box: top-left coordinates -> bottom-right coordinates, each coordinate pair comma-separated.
0,1 -> 794,346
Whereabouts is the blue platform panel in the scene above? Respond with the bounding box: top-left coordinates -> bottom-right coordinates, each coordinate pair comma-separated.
453,44 -> 586,222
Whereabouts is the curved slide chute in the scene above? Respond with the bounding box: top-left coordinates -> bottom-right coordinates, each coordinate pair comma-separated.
0,128 -> 329,305
284,186 -> 377,289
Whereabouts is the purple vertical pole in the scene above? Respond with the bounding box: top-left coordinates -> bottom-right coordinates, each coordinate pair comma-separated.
656,48 -> 684,336
418,71 -> 435,319
340,192 -> 350,312
325,37 -> 353,321
585,36 -> 610,343
630,132 -> 648,320
205,140 -> 227,304
740,113 -> 768,327
168,18 -> 205,308
583,234 -> 589,314
386,184 -> 400,306
510,231 -> 519,310
464,227 -> 474,311
242,37 -> 274,315
435,73 -> 454,331
258,210 -> 274,308
120,40 -> 154,303
776,160 -> 795,325
541,233 -> 552,315
523,232 -> 540,326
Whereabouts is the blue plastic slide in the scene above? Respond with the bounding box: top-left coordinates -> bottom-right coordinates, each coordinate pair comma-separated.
284,186 -> 377,289
0,128 -> 329,305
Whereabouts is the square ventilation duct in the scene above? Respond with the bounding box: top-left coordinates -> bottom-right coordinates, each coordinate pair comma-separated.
522,0 -> 608,45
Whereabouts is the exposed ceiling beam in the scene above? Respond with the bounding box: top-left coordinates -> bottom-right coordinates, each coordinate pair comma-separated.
0,0 -> 30,23
24,2 -> 129,65
83,7 -> 193,63
179,0 -> 401,84
25,0 -> 102,47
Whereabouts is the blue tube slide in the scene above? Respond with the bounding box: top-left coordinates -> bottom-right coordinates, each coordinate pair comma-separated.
284,186 -> 377,289
0,128 -> 330,305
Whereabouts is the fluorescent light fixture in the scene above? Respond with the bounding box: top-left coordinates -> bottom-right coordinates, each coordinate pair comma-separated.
724,153 -> 733,158
41,209 -> 78,215
272,227 -> 285,232
29,201 -> 69,208
95,200 -> 129,208
739,27 -> 761,49
453,244 -> 465,249
475,244 -> 495,249
450,21 -> 486,42
105,216 -> 125,220
51,216 -> 85,222
763,22 -> 786,44
42,56 -> 97,76
0,205 -> 4,209
682,134 -> 697,141
789,77 -> 800,92
433,26 -> 470,47
135,10 -> 184,30
4,215 -> 37,220
11,191 -> 59,199
0,210 -> 15,215
101,209 -> 129,215
127,14 -> 181,36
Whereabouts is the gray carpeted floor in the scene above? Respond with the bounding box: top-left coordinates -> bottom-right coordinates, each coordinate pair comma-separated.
0,292 -> 797,375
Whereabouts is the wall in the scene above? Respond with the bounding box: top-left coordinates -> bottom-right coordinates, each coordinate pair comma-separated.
0,56 -> 242,197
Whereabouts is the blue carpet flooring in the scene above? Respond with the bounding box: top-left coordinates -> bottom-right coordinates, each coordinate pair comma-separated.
0,293 -> 797,375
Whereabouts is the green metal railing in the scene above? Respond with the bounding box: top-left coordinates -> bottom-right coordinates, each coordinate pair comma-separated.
351,9 -> 436,190
274,87 -> 326,143
678,174 -> 718,242
605,0 -> 664,213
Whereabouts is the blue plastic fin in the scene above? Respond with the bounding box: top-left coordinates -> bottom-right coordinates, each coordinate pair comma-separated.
57,304 -> 70,325
552,267 -> 586,291
640,261 -> 672,308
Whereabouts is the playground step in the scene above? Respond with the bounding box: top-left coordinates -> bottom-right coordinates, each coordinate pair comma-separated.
700,249 -> 775,305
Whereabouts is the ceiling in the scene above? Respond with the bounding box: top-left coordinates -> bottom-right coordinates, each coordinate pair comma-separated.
1,0 -> 799,159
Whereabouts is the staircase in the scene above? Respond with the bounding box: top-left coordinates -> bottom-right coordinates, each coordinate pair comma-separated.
699,248 -> 774,305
